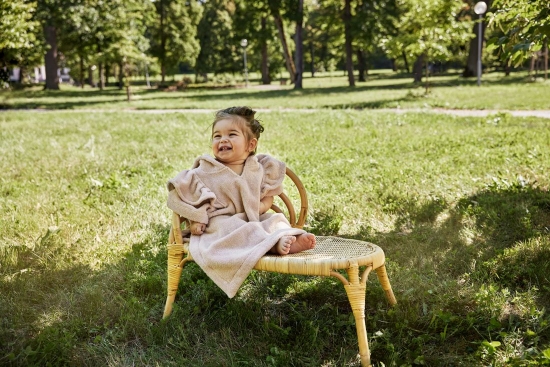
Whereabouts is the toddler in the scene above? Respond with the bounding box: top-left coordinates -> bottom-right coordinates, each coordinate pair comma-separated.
167,106 -> 315,297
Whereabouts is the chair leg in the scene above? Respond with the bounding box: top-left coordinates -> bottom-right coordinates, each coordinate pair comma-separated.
163,243 -> 186,319
344,264 -> 372,367
375,265 -> 397,306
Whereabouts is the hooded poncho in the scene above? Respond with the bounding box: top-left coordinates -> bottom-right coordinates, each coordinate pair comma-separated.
167,154 -> 305,297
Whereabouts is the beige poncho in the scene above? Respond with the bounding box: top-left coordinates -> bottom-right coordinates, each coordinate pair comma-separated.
167,154 -> 305,297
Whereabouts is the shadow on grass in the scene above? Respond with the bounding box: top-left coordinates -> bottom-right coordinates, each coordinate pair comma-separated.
3,182 -> 549,366
0,224 -> 170,366
0,222 -> 364,366
353,182 -> 550,298
0,71 -> 536,111
338,182 -> 550,364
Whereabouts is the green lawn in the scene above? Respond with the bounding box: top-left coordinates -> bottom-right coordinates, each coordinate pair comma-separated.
1,70 -> 549,111
1,109 -> 549,366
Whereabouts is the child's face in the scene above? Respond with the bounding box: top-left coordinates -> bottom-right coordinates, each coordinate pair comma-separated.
212,119 -> 257,165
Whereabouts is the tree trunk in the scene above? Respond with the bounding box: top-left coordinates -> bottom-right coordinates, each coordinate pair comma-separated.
357,49 -> 366,82
294,0 -> 304,89
504,62 -> 511,76
105,64 -> 110,85
391,58 -> 397,72
44,25 -> 59,90
18,65 -> 25,84
310,42 -> 315,77
463,0 -> 491,77
402,51 -> 410,73
260,17 -> 270,85
343,0 -> 355,87
80,55 -> 85,88
98,42 -> 105,90
118,61 -> 124,90
272,11 -> 296,83
413,54 -> 424,83
530,54 -> 536,79
99,63 -> 105,90
122,62 -> 131,101
544,40 -> 548,80
88,65 -> 95,87
160,1 -> 167,85
425,58 -> 430,93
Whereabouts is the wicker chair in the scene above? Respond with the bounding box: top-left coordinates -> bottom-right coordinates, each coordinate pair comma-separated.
163,168 -> 397,367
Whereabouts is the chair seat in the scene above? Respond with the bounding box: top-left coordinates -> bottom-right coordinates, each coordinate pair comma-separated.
254,236 -> 386,276
165,167 -> 396,367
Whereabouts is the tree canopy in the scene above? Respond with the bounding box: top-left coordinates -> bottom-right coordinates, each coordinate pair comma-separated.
3,0 -> 541,88
488,0 -> 549,66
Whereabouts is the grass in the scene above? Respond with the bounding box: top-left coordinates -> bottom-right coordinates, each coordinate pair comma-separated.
1,109 -> 550,366
1,70 -> 550,111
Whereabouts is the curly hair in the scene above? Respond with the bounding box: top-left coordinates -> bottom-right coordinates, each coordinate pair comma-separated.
212,106 -> 265,154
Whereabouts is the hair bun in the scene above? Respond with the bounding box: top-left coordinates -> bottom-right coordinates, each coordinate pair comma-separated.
224,106 -> 255,118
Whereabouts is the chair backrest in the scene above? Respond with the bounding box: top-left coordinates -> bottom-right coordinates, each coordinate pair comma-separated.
270,167 -> 308,229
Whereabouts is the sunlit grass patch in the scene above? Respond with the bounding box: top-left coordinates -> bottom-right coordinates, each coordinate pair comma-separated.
1,110 -> 549,366
1,70 -> 550,111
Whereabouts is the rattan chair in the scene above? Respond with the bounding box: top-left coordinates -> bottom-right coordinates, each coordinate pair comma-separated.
163,168 -> 397,367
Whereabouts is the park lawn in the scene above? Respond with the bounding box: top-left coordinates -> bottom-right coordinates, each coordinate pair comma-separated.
1,70 -> 550,111
1,110 -> 549,366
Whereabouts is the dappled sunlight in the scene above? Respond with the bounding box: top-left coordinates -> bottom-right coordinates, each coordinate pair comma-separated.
2,110 -> 549,365
2,71 -> 549,111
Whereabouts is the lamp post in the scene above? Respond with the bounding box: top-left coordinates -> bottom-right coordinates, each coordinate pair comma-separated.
474,1 -> 487,86
240,38 -> 249,88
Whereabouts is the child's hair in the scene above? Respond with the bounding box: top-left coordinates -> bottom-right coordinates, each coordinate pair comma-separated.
212,107 -> 264,154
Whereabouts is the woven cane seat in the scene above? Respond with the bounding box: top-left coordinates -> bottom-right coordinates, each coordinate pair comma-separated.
255,236 -> 385,276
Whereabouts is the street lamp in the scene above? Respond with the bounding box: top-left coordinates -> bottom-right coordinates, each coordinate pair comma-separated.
474,1 -> 487,86
240,38 -> 249,88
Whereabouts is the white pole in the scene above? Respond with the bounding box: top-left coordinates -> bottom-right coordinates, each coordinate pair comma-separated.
241,39 -> 249,88
474,2 -> 487,86
477,13 -> 482,86
243,48 -> 248,87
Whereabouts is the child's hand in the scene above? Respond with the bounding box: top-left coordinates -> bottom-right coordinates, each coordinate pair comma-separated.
190,221 -> 206,235
259,196 -> 274,214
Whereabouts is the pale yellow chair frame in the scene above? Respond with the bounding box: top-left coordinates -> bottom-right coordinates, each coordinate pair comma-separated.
163,168 -> 397,367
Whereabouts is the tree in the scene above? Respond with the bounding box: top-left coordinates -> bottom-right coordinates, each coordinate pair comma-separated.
268,0 -> 296,83
380,0 -> 472,88
343,0 -> 355,86
487,0 -> 549,72
149,0 -> 202,85
101,0 -> 152,99
304,0 -> 345,77
294,0 -> 304,89
35,0 -> 69,90
0,1 -> 43,85
0,1 -> 39,63
61,1 -> 100,88
352,0 -> 399,81
195,0 -> 237,81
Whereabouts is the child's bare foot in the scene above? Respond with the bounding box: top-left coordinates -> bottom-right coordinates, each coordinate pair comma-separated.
271,235 -> 296,255
289,233 -> 316,254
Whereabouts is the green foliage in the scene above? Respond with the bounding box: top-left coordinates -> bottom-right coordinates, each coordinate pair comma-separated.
0,1 -> 39,51
304,0 -> 345,73
195,0 -> 238,77
488,0 -> 550,66
0,0 -> 43,75
380,0 -> 473,62
148,0 -> 202,80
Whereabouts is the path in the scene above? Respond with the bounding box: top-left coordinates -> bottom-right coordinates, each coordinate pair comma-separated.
4,108 -> 550,119
118,108 -> 550,119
